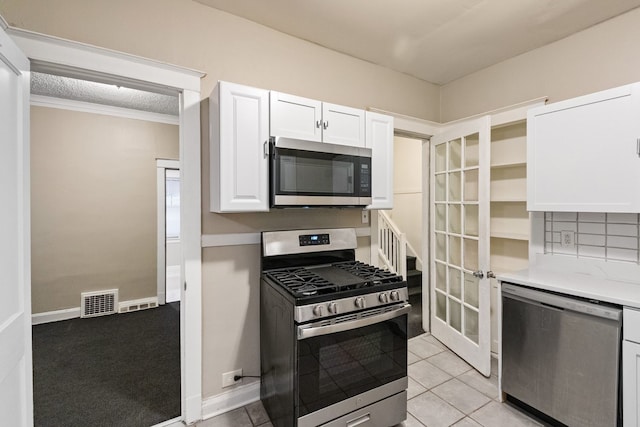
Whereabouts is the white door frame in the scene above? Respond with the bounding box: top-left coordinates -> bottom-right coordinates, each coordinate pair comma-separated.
157,159 -> 180,306
7,27 -> 205,424
0,18 -> 33,426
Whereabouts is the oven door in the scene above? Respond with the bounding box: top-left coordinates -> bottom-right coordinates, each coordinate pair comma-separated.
296,304 -> 409,427
270,137 -> 372,207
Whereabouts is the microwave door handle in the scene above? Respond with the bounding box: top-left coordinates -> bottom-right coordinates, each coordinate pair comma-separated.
297,304 -> 411,340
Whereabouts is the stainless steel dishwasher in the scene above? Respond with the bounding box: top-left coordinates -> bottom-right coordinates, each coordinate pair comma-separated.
501,283 -> 622,427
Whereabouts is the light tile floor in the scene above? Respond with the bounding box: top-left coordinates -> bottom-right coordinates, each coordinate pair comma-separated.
198,333 -> 542,427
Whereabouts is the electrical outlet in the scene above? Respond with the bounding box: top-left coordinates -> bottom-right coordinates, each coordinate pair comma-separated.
560,230 -> 575,248
222,368 -> 242,388
361,209 -> 369,224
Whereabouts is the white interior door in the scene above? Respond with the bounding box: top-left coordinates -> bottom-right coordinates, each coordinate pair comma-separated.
0,24 -> 33,425
430,116 -> 491,376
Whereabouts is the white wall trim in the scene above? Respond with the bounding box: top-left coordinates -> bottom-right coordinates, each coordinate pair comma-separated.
31,95 -> 179,125
31,296 -> 161,325
368,107 -> 440,137
11,27 -> 204,424
7,27 -> 204,92
201,227 -> 371,248
201,381 -> 260,420
201,233 -> 261,248
444,97 -> 548,127
32,307 -> 81,325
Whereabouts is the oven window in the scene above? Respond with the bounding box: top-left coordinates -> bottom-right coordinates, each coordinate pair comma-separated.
297,316 -> 407,416
279,155 -> 354,195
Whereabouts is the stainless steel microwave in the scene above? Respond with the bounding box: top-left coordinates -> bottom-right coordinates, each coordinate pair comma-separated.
269,137 -> 372,207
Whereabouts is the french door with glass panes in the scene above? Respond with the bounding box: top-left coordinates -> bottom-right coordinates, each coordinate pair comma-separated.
430,116 -> 491,376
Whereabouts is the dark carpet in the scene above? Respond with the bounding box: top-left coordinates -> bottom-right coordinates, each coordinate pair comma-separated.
32,302 -> 180,427
408,293 -> 425,339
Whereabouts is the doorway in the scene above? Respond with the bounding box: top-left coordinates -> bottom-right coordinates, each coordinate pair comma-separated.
29,71 -> 182,425
389,135 -> 426,338
6,25 -> 204,425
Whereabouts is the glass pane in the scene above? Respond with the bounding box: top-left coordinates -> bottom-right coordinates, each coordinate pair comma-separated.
435,144 -> 447,173
450,298 -> 461,332
464,273 -> 479,308
464,204 -> 479,237
465,307 -> 479,344
165,175 -> 180,239
436,291 -> 446,321
449,172 -> 461,202
465,133 -> 479,168
448,235 -> 461,266
464,169 -> 478,202
449,138 -> 461,170
448,267 -> 461,299
448,204 -> 461,234
435,233 -> 446,262
464,238 -> 478,271
435,262 -> 446,291
435,204 -> 446,231
435,174 -> 446,202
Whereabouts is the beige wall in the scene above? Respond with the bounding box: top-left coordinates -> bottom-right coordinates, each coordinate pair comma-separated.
0,0 -> 442,401
30,106 -> 179,314
0,0 -> 440,121
441,7 -> 640,121
389,136 -> 423,261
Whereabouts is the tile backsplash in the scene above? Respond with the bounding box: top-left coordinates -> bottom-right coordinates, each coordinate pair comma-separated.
544,212 -> 640,264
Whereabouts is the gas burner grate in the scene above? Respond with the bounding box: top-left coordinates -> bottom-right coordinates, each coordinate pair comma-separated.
264,261 -> 404,298
333,261 -> 404,285
265,268 -> 332,297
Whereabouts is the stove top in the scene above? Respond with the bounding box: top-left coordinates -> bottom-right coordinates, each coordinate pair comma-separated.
264,260 -> 404,299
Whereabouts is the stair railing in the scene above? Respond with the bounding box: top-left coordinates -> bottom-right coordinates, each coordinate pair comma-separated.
377,211 -> 407,280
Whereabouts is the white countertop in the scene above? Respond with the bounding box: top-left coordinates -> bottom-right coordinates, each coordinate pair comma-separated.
498,267 -> 640,309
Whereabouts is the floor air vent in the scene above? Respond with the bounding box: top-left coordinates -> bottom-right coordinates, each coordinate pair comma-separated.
81,290 -> 118,318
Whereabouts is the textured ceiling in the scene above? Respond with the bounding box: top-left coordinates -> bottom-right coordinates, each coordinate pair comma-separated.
31,72 -> 179,116
196,0 -> 640,84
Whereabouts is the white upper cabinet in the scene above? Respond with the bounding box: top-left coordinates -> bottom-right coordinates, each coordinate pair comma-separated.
270,91 -> 322,141
322,102 -> 366,147
366,111 -> 394,209
210,81 -> 270,212
270,91 -> 366,147
527,83 -> 640,212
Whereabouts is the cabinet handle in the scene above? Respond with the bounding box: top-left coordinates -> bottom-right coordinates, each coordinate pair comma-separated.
637,138 -> 640,157
263,140 -> 268,158
316,120 -> 321,129
323,120 -> 328,130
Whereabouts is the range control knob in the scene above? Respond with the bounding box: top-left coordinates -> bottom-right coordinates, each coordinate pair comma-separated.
378,293 -> 389,303
390,290 -> 400,301
354,297 -> 365,309
313,305 -> 324,317
327,302 -> 338,314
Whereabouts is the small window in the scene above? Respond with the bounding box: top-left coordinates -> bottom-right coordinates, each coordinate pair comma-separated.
165,170 -> 180,239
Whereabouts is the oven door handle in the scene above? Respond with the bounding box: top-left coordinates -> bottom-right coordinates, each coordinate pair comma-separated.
297,304 -> 411,340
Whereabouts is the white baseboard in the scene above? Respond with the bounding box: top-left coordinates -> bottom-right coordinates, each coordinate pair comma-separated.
32,296 -> 161,325
201,380 -> 260,420
32,307 -> 81,325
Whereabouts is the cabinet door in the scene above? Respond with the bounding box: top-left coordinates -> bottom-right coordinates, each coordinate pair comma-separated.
270,91 -> 322,141
211,81 -> 270,212
624,340 -> 640,427
366,112 -> 394,209
322,102 -> 365,147
527,83 -> 640,212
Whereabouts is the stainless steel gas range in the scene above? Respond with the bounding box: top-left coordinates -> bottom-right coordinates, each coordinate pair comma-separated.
260,228 -> 409,427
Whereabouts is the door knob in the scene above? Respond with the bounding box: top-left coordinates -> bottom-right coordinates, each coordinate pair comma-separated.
472,270 -> 484,279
